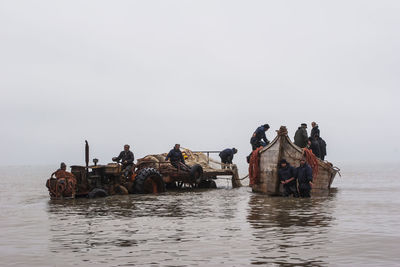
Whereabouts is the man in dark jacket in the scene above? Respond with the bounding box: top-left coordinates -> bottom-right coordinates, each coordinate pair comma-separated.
310,122 -> 320,139
219,148 -> 237,169
112,144 -> 135,177
166,144 -> 186,169
296,158 -> 313,197
250,124 -> 270,150
315,134 -> 327,160
307,137 -> 321,159
278,159 -> 298,197
294,123 -> 308,148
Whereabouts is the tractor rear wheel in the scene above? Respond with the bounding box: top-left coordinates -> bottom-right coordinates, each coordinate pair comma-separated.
134,168 -> 166,194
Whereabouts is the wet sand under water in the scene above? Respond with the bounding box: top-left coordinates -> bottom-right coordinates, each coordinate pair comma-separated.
0,164 -> 399,266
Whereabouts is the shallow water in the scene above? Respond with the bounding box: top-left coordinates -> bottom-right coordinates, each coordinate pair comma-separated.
0,164 -> 399,266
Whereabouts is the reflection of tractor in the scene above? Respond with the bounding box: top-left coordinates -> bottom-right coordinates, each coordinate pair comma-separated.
46,142 -> 242,199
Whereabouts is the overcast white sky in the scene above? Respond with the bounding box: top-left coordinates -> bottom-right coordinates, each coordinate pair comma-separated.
0,0 -> 399,169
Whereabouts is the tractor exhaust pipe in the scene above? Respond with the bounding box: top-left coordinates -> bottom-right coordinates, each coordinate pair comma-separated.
85,140 -> 89,172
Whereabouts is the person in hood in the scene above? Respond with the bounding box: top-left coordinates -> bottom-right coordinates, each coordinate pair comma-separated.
278,159 -> 298,197
296,157 -> 313,198
294,123 -> 308,148
219,148 -> 238,169
250,124 -> 270,150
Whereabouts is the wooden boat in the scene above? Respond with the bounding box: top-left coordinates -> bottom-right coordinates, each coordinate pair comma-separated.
251,126 -> 339,195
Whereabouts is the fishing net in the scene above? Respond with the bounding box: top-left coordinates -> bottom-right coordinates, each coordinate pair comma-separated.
248,146 -> 263,185
46,171 -> 77,198
303,148 -> 319,178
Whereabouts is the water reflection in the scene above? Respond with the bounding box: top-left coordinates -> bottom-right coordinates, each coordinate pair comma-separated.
247,190 -> 338,266
46,189 -> 246,266
45,187 -> 339,266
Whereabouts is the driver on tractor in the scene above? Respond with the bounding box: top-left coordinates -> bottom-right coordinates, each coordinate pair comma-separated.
112,144 -> 135,178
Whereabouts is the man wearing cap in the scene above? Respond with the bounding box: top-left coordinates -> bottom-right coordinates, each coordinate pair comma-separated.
294,123 -> 308,148
296,157 -> 313,198
250,124 -> 270,150
278,159 -> 298,197
219,148 -> 238,169
112,144 -> 135,177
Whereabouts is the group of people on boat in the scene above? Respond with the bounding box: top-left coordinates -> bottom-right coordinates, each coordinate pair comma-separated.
248,122 -> 327,160
294,122 -> 327,160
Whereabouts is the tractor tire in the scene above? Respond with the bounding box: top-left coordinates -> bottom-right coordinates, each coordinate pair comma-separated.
190,164 -> 203,183
134,168 -> 166,194
88,188 -> 108,198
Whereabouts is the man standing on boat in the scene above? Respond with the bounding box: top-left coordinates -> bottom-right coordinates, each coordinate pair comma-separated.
250,124 -> 270,150
219,148 -> 238,169
307,137 -> 321,159
112,144 -> 135,177
278,159 -> 298,197
310,122 -> 320,139
314,134 -> 327,160
296,157 -> 313,197
294,123 -> 308,148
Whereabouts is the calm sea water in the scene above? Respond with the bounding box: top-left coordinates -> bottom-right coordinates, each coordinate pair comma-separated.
0,164 -> 399,266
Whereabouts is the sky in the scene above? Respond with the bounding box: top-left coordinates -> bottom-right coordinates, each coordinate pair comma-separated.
0,0 -> 399,170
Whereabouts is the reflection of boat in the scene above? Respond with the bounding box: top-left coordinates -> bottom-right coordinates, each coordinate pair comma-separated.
247,191 -> 337,229
251,126 -> 339,195
246,193 -> 336,266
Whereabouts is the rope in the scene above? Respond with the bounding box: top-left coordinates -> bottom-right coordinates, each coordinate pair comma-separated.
239,174 -> 249,180
217,174 -> 249,181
